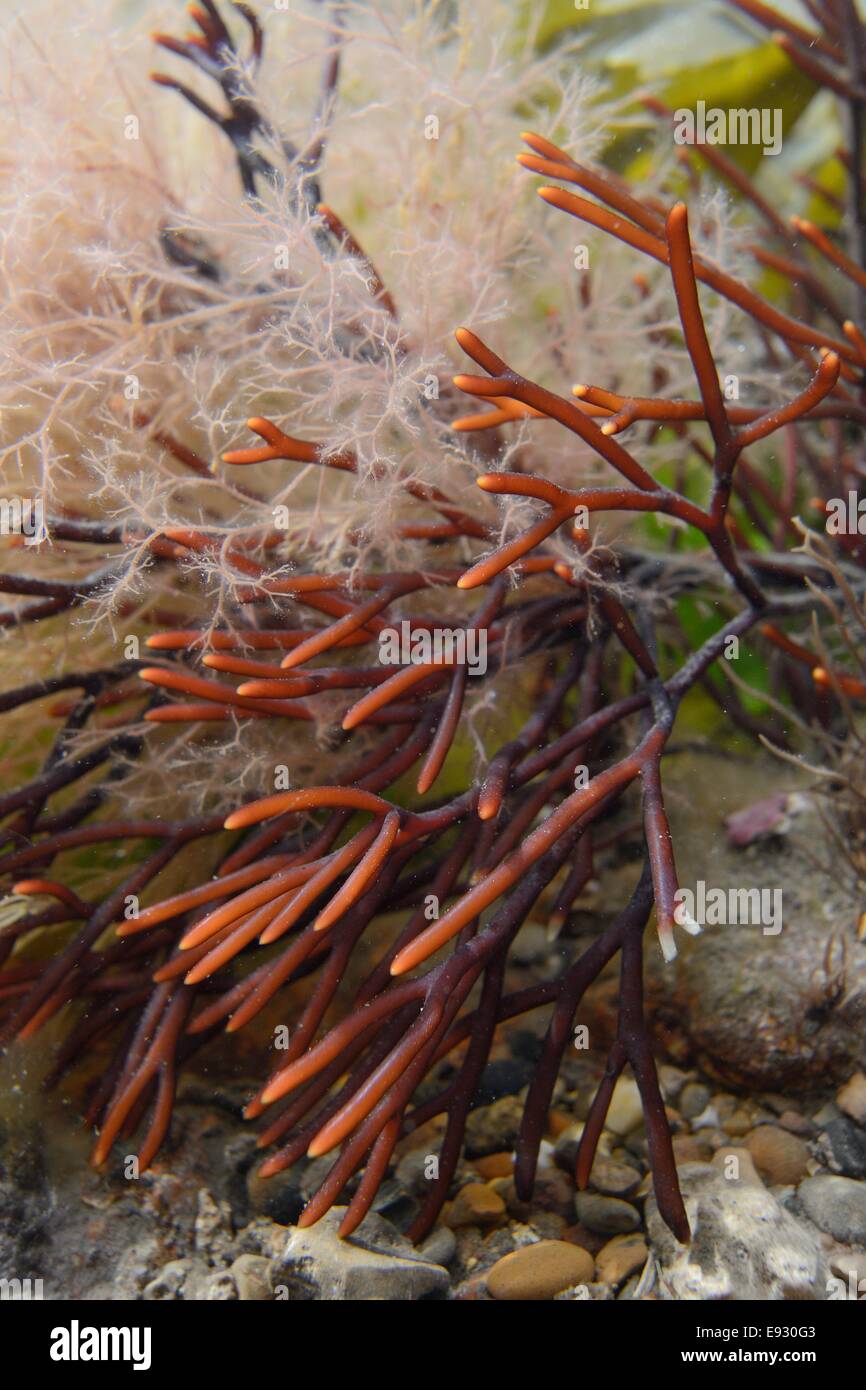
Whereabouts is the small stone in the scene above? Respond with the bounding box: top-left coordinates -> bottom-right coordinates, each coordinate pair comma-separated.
547,1110 -> 572,1138
711,1093 -> 738,1120
828,1251 -> 866,1278
812,1101 -> 841,1127
596,1233 -> 648,1285
588,1156 -> 641,1197
472,1057 -> 535,1106
486,1240 -> 594,1300
823,1118 -> 866,1179
230,1254 -> 272,1301
690,1106 -> 720,1131
798,1175 -> 866,1244
418,1227 -> 457,1267
746,1126 -> 810,1186
711,1147 -> 764,1187
553,1123 -> 584,1173
623,1130 -> 649,1161
500,1166 -> 575,1221
722,1111 -> 753,1138
704,1129 -> 734,1154
761,1093 -> 792,1115
658,1065 -> 691,1104
465,1095 -> 523,1157
680,1083 -> 711,1120
474,1152 -> 513,1180
672,1135 -> 704,1165
528,1212 -> 568,1241
606,1078 -> 644,1136
563,1232 -> 605,1265
574,1193 -> 640,1234
370,1177 -> 416,1226
394,1146 -> 441,1196
837,1072 -> 866,1126
778,1110 -> 813,1137
829,1251 -> 866,1290
446,1182 -> 506,1227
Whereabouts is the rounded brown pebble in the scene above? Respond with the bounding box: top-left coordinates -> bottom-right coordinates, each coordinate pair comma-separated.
446,1182 -> 506,1227
672,1134 -> 704,1165
722,1110 -> 753,1138
486,1240 -> 594,1300
746,1125 -> 810,1186
474,1152 -> 513,1180
778,1109 -> 813,1137
596,1233 -> 648,1285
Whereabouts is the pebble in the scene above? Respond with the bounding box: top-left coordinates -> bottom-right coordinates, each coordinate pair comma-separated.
486,1240 -> 594,1300
711,1147 -> 764,1187
446,1182 -> 506,1227
690,1106 -> 721,1131
547,1110 -> 573,1138
711,1093 -> 738,1120
837,1072 -> 866,1126
812,1101 -> 840,1127
722,1110 -> 753,1138
746,1125 -> 810,1186
588,1156 -> 641,1197
474,1151 -> 513,1180
798,1175 -> 866,1244
230,1253 -> 272,1301
465,1095 -> 523,1157
370,1178 -> 417,1227
395,1147 -> 441,1196
672,1135 -> 705,1165
596,1233 -> 648,1285
680,1083 -> 711,1120
418,1227 -> 457,1267
778,1110 -> 813,1137
473,1057 -> 535,1106
574,1192 -> 640,1234
829,1251 -> 866,1284
553,1123 -> 584,1173
606,1078 -> 644,1136
498,1166 -> 575,1221
658,1065 -> 691,1104
823,1118 -> 866,1179
623,1130 -> 649,1161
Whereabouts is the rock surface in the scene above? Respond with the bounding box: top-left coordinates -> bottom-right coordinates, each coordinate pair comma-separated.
798,1175 -> 866,1244
637,757 -> 866,1089
647,1163 -> 827,1300
274,1209 -> 450,1300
